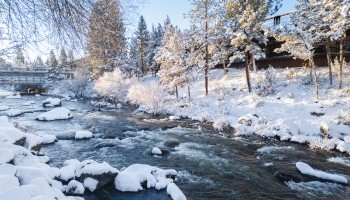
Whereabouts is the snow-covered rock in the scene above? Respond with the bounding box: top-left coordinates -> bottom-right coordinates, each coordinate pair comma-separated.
115,164 -> 177,192
296,162 -> 348,184
167,183 -> 187,200
66,180 -> 85,195
0,148 -> 15,164
152,147 -> 162,155
42,97 -> 61,107
0,116 -> 26,145
169,116 -> 180,120
6,93 -> 21,99
42,134 -> 57,144
36,107 -> 72,121
0,175 -> 20,192
75,131 -> 93,139
83,177 -> 99,192
24,134 -> 43,153
0,106 -> 10,111
75,160 -> 119,191
5,109 -> 22,117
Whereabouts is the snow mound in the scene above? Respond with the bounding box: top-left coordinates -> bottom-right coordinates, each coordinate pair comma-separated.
42,134 -> 57,144
296,162 -> 348,184
169,116 -> 180,120
66,180 -> 85,195
0,116 -> 26,144
152,147 -> 162,155
42,97 -> 61,107
75,131 -> 93,139
75,160 -> 118,177
0,148 -> 15,164
167,183 -> 187,200
115,164 -> 177,192
36,107 -> 72,121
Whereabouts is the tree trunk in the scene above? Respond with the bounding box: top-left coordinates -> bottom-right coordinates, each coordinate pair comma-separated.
325,43 -> 332,86
339,38 -> 344,89
252,51 -> 257,71
175,85 -> 178,99
204,1 -> 209,95
309,55 -> 319,102
223,58 -> 227,76
245,51 -> 252,93
187,85 -> 191,102
141,54 -> 144,75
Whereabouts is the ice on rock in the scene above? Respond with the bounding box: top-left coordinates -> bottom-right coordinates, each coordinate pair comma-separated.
167,183 -> 187,200
296,162 -> 348,184
115,164 -> 177,192
152,147 -> 162,155
36,107 -> 72,121
75,131 -> 93,139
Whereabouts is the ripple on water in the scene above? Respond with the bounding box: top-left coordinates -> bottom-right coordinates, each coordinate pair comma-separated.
177,170 -> 214,185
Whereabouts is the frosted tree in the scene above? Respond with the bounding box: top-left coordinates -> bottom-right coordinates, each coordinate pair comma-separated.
134,15 -> 150,75
68,50 -> 74,63
156,26 -> 191,100
33,56 -> 44,68
328,0 -> 350,89
224,0 -> 276,93
128,36 -> 142,76
14,46 -> 25,67
59,48 -> 68,66
88,0 -> 126,79
47,50 -> 63,83
269,1 -> 325,101
146,24 -> 164,76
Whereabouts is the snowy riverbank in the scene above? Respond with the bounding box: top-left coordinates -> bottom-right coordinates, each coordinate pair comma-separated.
161,66 -> 350,155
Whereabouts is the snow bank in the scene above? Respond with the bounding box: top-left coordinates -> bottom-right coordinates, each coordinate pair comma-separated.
296,162 -> 348,184
115,164 -> 177,192
42,97 -> 61,107
75,131 -> 93,139
36,107 -> 72,121
167,183 -> 187,200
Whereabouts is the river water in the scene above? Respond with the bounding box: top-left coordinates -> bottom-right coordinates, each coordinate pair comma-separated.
1,95 -> 350,200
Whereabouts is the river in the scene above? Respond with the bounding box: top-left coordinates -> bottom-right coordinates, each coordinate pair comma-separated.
1,95 -> 350,199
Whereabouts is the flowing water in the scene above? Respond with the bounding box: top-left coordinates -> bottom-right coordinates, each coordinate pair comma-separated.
1,95 -> 350,200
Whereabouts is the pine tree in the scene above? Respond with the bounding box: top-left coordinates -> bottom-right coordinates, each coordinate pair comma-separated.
15,46 -> 25,66
68,50 -> 74,63
88,0 -> 126,79
59,48 -> 68,66
34,56 -> 44,68
134,15 -> 150,75
156,26 -> 190,99
224,0 -> 274,93
147,24 -> 164,75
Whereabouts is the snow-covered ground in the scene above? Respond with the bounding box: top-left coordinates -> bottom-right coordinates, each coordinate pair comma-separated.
160,66 -> 350,154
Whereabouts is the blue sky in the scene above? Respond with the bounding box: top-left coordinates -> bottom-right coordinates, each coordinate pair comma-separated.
134,0 -> 298,32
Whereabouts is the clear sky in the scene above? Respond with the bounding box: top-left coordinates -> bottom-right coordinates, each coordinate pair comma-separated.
134,0 -> 298,33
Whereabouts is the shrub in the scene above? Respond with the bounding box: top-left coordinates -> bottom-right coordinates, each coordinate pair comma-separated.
127,80 -> 165,114
256,66 -> 277,97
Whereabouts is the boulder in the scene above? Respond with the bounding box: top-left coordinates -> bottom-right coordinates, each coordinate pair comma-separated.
42,97 -> 61,108
75,160 -> 119,191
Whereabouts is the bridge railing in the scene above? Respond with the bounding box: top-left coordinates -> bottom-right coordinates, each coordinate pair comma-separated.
0,76 -> 46,84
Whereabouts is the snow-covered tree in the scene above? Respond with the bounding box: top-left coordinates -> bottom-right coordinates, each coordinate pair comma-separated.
134,15 -> 150,75
156,26 -> 191,99
88,0 -> 126,79
68,50 -> 74,63
14,46 -> 25,67
59,48 -> 68,66
146,24 -> 164,76
269,1 -> 325,101
224,0 -> 275,93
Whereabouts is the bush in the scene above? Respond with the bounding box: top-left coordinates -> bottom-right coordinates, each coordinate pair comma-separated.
94,68 -> 137,102
256,66 -> 277,97
127,80 -> 165,114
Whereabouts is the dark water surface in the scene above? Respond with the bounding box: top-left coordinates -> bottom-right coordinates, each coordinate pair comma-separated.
1,95 -> 350,200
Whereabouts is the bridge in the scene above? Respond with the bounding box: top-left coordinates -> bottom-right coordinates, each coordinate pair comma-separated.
0,69 -> 74,92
